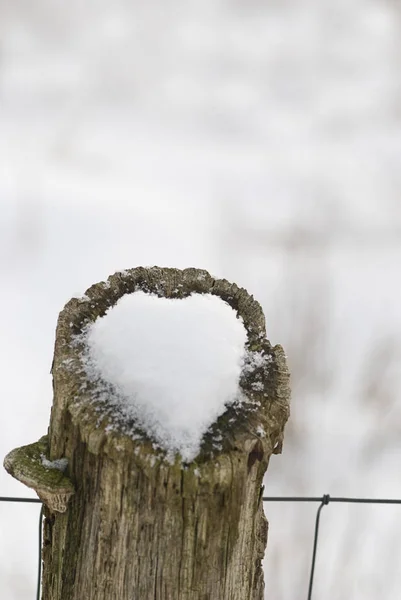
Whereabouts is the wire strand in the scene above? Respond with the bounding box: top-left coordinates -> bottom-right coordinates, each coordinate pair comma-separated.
307,495 -> 330,600
3,493 -> 401,600
36,505 -> 44,600
263,495 -> 401,504
0,496 -> 42,503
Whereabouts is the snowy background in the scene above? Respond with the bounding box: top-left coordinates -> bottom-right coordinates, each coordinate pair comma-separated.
1,1 -> 401,598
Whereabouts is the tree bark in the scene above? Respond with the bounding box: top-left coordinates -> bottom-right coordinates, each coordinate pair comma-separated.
4,267 -> 290,600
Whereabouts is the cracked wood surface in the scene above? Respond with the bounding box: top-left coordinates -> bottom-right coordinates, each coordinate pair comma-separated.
39,267 -> 290,600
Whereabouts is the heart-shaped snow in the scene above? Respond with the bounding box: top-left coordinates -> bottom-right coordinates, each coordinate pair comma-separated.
82,291 -> 248,461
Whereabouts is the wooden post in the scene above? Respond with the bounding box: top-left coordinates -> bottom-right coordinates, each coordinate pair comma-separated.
4,267 -> 290,600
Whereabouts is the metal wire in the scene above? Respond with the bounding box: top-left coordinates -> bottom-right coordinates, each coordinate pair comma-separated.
36,505 -> 44,600
263,494 -> 401,599
3,493 -> 401,600
263,495 -> 401,504
306,495 -> 330,600
0,496 -> 42,503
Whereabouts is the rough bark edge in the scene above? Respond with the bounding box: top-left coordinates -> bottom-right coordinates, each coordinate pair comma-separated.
50,266 -> 290,466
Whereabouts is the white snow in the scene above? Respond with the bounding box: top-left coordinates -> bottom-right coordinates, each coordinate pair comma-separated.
40,455 -> 68,472
243,350 -> 272,374
81,291 -> 248,461
256,426 -> 266,438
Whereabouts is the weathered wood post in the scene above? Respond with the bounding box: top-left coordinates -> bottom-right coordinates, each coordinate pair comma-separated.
4,267 -> 290,600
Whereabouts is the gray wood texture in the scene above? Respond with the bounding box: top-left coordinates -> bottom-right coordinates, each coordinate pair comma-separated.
4,267 -> 290,599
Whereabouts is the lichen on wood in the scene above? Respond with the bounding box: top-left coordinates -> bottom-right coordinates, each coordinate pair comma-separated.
3,435 -> 74,513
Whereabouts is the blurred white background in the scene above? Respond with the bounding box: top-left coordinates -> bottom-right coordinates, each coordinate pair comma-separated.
1,1 -> 401,598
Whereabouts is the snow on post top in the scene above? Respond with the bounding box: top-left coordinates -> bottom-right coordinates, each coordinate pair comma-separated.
81,291 -> 248,461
